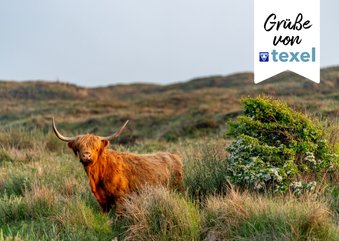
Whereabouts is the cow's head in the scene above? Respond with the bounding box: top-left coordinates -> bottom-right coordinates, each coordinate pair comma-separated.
52,117 -> 129,166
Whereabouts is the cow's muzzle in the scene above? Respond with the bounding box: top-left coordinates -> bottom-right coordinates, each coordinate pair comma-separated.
80,152 -> 92,165
80,158 -> 93,166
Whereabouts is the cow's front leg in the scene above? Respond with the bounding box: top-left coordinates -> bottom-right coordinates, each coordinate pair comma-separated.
95,196 -> 110,213
91,188 -> 111,213
99,201 -> 110,213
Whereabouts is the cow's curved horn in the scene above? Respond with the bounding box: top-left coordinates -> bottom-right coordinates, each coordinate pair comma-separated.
100,120 -> 129,141
52,117 -> 77,142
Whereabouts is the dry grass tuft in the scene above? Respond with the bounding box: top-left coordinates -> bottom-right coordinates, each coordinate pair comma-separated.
62,177 -> 79,197
203,189 -> 339,241
122,186 -> 201,241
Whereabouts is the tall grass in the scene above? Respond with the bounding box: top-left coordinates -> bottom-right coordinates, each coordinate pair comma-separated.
0,129 -> 338,240
203,189 -> 339,241
182,140 -> 229,201
122,186 -> 201,241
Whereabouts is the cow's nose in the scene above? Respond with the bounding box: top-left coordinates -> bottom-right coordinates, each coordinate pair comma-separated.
82,152 -> 91,159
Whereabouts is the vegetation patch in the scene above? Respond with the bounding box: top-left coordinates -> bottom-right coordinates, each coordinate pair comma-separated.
0,80 -> 339,240
122,187 -> 201,241
203,190 -> 339,241
227,96 -> 339,193
184,142 -> 229,201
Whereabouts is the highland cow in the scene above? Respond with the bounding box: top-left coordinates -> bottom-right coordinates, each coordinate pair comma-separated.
52,118 -> 183,213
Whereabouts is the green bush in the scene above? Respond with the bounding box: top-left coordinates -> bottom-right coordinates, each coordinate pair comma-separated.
227,96 -> 338,192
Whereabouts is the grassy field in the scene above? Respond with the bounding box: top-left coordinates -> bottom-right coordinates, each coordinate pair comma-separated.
0,134 -> 337,240
0,68 -> 339,240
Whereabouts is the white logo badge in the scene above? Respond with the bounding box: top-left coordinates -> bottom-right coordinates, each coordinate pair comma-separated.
254,0 -> 320,84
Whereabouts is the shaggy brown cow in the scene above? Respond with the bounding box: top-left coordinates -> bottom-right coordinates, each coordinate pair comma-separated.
52,118 -> 183,213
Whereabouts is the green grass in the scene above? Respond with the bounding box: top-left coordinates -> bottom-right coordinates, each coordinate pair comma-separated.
203,190 -> 339,241
0,150 -> 114,240
0,130 -> 337,240
183,139 -> 230,201
122,187 -> 201,241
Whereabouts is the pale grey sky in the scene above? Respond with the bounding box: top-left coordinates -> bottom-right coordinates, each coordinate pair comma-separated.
0,0 -> 338,87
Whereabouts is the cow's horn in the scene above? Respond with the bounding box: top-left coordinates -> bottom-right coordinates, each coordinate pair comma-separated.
100,120 -> 129,141
52,117 -> 77,142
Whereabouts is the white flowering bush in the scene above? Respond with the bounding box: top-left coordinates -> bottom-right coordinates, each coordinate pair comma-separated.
290,181 -> 317,196
226,97 -> 339,193
227,134 -> 297,192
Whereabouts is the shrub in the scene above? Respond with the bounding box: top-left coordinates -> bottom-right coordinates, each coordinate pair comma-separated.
227,96 -> 339,192
122,186 -> 201,241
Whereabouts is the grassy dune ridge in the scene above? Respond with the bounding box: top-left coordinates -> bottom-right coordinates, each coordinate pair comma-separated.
0,68 -> 339,240
1,67 -> 339,140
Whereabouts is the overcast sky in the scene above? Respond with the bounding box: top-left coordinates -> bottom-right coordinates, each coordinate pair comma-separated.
0,0 -> 338,87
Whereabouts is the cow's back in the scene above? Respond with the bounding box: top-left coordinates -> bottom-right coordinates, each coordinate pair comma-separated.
116,151 -> 183,191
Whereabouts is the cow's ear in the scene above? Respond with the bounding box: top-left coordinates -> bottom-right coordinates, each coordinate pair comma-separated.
68,141 -> 78,156
67,141 -> 73,149
101,140 -> 109,148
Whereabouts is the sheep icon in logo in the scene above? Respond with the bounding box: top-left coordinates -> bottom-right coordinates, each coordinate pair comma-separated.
259,52 -> 269,62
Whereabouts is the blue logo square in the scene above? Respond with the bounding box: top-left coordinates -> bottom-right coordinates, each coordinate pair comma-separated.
259,52 -> 269,62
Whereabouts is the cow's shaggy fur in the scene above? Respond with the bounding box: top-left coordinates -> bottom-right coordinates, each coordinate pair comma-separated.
67,135 -> 183,213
